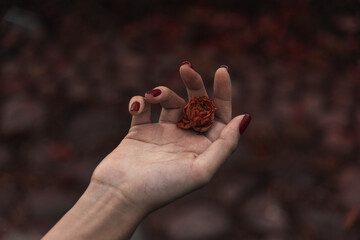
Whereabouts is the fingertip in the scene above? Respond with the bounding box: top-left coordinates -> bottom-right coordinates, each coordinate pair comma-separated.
146,89 -> 162,98
130,101 -> 140,112
129,96 -> 145,115
181,61 -> 194,69
215,65 -> 230,78
179,61 -> 197,78
220,65 -> 229,72
239,114 -> 251,134
144,87 -> 166,104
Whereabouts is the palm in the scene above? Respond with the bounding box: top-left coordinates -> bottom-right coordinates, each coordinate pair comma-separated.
91,64 -> 247,213
95,122 -> 211,209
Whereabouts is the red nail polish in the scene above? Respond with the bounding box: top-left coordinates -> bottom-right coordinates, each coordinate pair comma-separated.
146,89 -> 162,97
220,65 -> 229,72
130,101 -> 140,112
239,114 -> 251,134
181,61 -> 194,69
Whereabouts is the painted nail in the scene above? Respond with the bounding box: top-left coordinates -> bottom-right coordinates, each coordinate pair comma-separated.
146,89 -> 162,97
220,65 -> 229,72
239,114 -> 251,134
181,61 -> 194,69
130,101 -> 140,112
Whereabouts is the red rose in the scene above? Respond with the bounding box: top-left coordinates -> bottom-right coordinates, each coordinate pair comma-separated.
176,96 -> 216,132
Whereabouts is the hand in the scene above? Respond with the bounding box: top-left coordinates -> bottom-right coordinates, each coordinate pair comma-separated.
44,63 -> 251,240
92,63 -> 251,213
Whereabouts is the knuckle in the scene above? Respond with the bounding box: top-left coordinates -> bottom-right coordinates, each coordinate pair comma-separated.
219,137 -> 237,154
228,140 -> 238,152
193,163 -> 212,185
225,140 -> 238,154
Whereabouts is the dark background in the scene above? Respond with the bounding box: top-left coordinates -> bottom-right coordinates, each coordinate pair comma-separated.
0,0 -> 359,239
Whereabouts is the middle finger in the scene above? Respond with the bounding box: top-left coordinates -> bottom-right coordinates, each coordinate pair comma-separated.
179,62 -> 208,100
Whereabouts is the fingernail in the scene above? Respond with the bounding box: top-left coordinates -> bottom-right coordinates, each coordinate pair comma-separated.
181,61 -> 194,69
239,114 -> 251,134
130,101 -> 140,112
146,89 -> 162,97
220,65 -> 229,72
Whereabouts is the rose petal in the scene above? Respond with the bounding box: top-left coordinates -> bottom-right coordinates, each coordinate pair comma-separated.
177,117 -> 191,129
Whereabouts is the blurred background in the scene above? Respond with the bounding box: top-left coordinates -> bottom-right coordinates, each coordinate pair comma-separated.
0,0 -> 359,239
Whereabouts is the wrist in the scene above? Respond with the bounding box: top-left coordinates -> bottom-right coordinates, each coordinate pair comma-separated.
85,180 -> 146,219
43,181 -> 146,240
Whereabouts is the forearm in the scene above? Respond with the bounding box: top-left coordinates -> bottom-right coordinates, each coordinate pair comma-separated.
43,182 -> 145,240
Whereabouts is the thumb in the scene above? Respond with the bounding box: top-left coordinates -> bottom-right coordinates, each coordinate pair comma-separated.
194,114 -> 251,182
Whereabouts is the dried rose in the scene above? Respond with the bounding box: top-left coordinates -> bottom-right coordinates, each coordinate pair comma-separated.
176,96 -> 216,132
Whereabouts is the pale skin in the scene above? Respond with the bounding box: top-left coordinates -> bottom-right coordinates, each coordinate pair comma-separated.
43,63 -> 251,240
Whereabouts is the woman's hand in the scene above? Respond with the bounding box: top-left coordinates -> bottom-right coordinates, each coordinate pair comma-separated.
44,63 -> 251,240
92,63 -> 251,213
